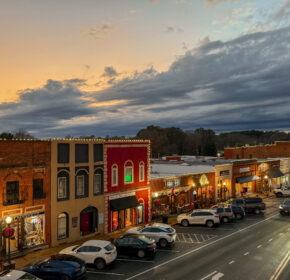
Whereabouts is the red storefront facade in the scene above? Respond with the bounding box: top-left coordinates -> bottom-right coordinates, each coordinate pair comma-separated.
104,141 -> 151,233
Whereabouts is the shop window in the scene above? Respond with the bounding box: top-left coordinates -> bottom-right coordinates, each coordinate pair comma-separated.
112,164 -> 118,187
249,154 -> 252,159
124,160 -> 134,184
33,179 -> 45,200
57,171 -> 69,201
58,143 -> 70,164
112,211 -> 118,231
4,181 -> 21,206
236,154 -> 240,159
94,169 -> 103,195
139,162 -> 145,182
94,144 -> 103,162
75,144 -> 89,163
75,170 -> 88,199
25,214 -> 45,247
57,212 -> 69,240
138,199 -> 144,224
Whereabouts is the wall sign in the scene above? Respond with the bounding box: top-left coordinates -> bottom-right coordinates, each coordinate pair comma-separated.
240,167 -> 250,173
99,213 -> 104,224
220,170 -> 230,176
72,217 -> 78,228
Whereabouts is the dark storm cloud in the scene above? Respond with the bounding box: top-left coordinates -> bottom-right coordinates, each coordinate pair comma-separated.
1,26 -> 290,137
102,66 -> 118,78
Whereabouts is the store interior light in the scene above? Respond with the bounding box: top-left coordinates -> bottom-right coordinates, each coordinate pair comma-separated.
264,175 -> 268,179
154,192 -> 158,197
223,182 -> 226,186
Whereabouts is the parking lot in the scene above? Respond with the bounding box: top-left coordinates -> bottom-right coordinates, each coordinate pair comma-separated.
84,197 -> 287,280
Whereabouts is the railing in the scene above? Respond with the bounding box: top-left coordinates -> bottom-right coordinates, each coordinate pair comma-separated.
2,191 -> 26,206
33,192 -> 46,200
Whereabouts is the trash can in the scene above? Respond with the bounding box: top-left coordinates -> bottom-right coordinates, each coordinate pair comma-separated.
162,215 -> 168,224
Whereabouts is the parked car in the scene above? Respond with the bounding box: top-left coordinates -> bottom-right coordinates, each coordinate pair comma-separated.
177,209 -> 220,228
113,234 -> 156,258
23,258 -> 86,280
50,254 -> 86,267
231,205 -> 246,220
243,197 -> 266,214
211,205 -> 235,223
228,199 -> 246,209
126,223 -> 176,248
274,186 -> 290,197
59,240 -> 117,270
279,199 -> 290,215
0,270 -> 41,280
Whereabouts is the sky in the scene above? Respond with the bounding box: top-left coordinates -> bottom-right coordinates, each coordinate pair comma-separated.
1,0 -> 290,138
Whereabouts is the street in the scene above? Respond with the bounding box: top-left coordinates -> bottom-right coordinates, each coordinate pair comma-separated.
85,197 -> 290,280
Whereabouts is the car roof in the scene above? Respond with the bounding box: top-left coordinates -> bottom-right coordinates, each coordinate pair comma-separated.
193,209 -> 215,213
145,223 -> 171,228
82,240 -> 110,247
0,270 -> 34,280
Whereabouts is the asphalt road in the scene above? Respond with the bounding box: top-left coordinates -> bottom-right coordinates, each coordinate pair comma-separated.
86,197 -> 290,280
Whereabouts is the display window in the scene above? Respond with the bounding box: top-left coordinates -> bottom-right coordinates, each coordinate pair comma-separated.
112,211 -> 118,231
24,214 -> 45,247
125,208 -> 136,226
137,205 -> 143,224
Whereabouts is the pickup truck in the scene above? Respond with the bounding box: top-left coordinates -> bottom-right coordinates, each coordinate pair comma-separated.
273,186 -> 290,197
243,197 -> 266,214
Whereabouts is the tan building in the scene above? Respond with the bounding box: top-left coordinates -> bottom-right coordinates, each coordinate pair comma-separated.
50,139 -> 105,247
215,164 -> 232,202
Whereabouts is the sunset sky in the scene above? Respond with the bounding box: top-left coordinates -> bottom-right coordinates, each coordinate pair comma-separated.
1,0 -> 290,137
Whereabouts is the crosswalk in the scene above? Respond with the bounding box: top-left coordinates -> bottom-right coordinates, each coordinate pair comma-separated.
175,233 -> 217,243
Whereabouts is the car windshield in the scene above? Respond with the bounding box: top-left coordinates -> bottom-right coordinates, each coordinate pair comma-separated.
72,245 -> 80,251
138,236 -> 152,244
104,243 -> 114,251
283,200 -> 290,205
165,227 -> 174,233
137,226 -> 145,231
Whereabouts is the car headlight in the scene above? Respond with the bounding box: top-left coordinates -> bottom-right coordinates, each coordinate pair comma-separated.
279,206 -> 283,209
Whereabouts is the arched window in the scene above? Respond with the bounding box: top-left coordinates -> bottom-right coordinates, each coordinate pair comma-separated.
94,168 -> 104,195
57,212 -> 69,240
57,171 -> 69,201
112,164 -> 118,187
124,160 -> 134,184
75,169 -> 89,198
139,161 -> 145,182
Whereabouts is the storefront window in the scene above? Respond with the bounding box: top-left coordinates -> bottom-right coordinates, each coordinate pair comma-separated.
57,213 -> 68,240
137,205 -> 144,224
112,211 -> 118,231
24,214 -> 45,247
125,208 -> 136,227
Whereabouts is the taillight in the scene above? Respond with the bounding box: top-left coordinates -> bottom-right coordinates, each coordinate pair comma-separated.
167,233 -> 174,237
147,244 -> 156,249
214,215 -> 219,218
105,252 -> 112,255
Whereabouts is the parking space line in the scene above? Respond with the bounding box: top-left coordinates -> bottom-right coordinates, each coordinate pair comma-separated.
116,258 -> 154,263
269,238 -> 273,242
229,260 -> 235,264
200,234 -> 205,242
187,233 -> 194,243
257,245 -> 262,248
157,249 -> 180,253
194,234 -> 200,243
87,271 -> 125,276
244,252 -> 249,256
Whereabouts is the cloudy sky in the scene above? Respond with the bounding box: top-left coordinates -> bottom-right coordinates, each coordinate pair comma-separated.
1,0 -> 290,138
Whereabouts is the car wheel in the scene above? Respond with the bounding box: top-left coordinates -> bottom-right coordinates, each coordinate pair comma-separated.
206,220 -> 214,228
94,258 -> 106,270
276,192 -> 283,197
222,217 -> 229,223
60,275 -> 70,280
254,208 -> 261,215
280,211 -> 286,216
181,219 -> 189,227
236,213 -> 242,220
159,238 -> 168,248
137,249 -> 145,258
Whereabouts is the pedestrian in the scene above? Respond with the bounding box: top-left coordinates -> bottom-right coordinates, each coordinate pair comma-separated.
190,202 -> 194,210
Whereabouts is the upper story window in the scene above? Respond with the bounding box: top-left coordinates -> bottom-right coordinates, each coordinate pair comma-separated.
94,144 -> 103,162
58,143 -> 70,164
75,144 -> 88,163
94,168 -> 104,195
139,162 -> 145,182
112,164 -> 118,187
4,181 -> 24,206
33,179 -> 45,200
75,170 -> 89,199
57,171 -> 69,201
124,160 -> 134,184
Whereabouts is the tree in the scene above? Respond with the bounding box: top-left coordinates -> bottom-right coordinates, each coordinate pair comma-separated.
0,132 -> 14,139
13,129 -> 35,139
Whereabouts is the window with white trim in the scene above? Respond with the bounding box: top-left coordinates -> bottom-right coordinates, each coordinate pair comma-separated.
112,165 -> 118,187
76,175 -> 85,196
58,177 -> 67,199
94,169 -> 103,195
139,162 -> 145,182
57,212 -> 68,240
124,161 -> 133,184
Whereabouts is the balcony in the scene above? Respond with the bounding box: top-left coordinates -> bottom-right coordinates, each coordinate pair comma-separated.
33,192 -> 46,200
2,191 -> 26,206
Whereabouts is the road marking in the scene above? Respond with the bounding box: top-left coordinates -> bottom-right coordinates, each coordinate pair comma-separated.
212,272 -> 224,280
188,233 -> 194,243
257,245 -> 262,248
269,250 -> 290,280
200,234 -> 205,242
279,233 -> 283,235
87,271 -> 125,276
229,260 -> 235,264
200,271 -> 217,280
117,258 -> 154,263
125,213 -> 278,280
194,233 -> 200,242
244,252 -> 249,256
157,249 -> 180,253
269,238 -> 273,242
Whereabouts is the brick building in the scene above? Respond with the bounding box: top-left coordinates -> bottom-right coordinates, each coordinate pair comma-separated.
0,139 -> 51,256
224,141 -> 290,159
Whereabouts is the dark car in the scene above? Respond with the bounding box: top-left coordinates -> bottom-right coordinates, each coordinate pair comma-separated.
279,199 -> 290,215
113,234 -> 156,259
50,254 -> 86,267
231,205 -> 246,220
23,258 -> 86,280
229,199 -> 246,209
244,197 -> 266,214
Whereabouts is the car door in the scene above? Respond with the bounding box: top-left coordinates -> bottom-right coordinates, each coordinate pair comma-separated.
141,227 -> 153,240
147,227 -> 160,242
37,261 -> 59,280
75,246 -> 92,263
81,246 -> 102,264
128,237 -> 142,256
189,212 -> 199,224
116,238 -> 129,255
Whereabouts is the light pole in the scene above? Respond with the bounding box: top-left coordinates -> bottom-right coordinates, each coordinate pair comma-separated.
5,216 -> 12,269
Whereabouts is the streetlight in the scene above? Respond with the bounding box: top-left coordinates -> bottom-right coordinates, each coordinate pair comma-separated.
5,216 -> 12,269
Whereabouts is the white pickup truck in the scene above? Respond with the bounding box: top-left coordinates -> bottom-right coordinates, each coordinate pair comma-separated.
273,186 -> 290,197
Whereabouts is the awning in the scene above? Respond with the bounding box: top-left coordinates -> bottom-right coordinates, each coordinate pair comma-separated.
236,175 -> 260,184
110,196 -> 139,211
269,170 -> 284,178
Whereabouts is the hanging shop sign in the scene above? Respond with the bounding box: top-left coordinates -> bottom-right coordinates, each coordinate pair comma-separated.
240,167 -> 250,173
166,178 -> 180,188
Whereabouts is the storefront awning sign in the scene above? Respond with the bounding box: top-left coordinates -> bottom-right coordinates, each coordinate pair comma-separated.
110,196 -> 139,211
269,170 -> 284,178
236,175 -> 260,183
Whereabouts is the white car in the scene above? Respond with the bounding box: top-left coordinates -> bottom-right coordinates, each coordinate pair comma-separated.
0,270 -> 41,280
177,209 -> 220,228
274,186 -> 290,197
59,240 -> 117,270
126,223 -> 176,247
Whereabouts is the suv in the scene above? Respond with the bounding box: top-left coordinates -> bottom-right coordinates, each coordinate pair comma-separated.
177,209 -> 220,228
212,205 -> 235,223
274,186 -> 290,197
231,205 -> 246,220
229,199 -> 246,209
126,223 -> 176,248
279,199 -> 290,215
244,197 -> 266,214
